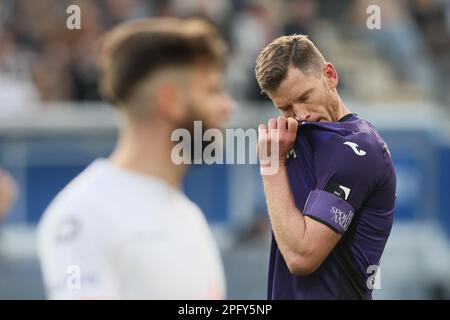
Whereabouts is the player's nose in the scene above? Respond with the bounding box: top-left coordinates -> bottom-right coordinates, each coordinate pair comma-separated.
293,108 -> 311,122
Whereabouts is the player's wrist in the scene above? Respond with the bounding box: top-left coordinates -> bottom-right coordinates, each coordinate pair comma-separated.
259,158 -> 287,176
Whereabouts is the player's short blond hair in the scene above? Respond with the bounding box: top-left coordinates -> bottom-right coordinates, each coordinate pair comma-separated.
255,34 -> 325,93
99,18 -> 227,106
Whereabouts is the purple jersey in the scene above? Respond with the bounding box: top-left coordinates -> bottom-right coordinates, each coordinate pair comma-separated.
267,114 -> 396,300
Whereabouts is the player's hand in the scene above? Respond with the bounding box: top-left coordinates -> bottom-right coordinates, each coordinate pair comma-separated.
257,116 -> 298,174
0,169 -> 18,219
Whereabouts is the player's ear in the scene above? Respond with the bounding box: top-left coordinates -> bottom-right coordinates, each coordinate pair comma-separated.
153,82 -> 186,123
322,63 -> 338,89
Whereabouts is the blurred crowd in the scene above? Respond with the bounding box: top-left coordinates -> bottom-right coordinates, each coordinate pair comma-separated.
0,0 -> 449,117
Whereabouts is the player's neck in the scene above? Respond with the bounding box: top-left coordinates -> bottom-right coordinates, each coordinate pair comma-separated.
109,121 -> 186,189
335,95 -> 351,121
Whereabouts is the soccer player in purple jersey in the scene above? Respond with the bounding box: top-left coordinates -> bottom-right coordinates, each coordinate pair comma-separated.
255,35 -> 396,299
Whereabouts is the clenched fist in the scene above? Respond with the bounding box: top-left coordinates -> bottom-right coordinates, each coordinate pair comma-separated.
258,116 -> 298,175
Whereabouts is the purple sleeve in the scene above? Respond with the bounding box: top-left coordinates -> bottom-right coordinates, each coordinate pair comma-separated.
304,190 -> 355,235
303,134 -> 381,234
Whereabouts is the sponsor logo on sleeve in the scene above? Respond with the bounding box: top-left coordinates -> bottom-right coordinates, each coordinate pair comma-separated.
325,181 -> 351,200
330,206 -> 354,231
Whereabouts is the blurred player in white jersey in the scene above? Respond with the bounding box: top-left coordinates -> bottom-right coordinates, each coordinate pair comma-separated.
37,18 -> 232,299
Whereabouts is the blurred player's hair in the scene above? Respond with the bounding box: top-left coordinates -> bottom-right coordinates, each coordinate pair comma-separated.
99,18 -> 227,107
255,35 -> 326,93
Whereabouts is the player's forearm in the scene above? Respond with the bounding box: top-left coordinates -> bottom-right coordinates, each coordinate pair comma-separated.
262,165 -> 310,265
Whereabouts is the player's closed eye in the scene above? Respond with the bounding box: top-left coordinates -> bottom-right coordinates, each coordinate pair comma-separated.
298,96 -> 309,103
279,106 -> 292,115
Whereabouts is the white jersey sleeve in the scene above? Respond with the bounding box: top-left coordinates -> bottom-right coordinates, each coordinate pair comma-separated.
37,206 -> 120,300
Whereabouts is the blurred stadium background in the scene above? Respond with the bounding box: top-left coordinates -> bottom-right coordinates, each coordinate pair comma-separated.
1,0 -> 450,299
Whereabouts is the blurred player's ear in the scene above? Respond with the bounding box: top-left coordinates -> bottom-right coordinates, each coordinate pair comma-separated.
153,82 -> 187,125
322,63 -> 338,89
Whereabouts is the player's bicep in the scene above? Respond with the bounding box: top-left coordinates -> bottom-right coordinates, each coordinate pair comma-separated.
301,189 -> 350,269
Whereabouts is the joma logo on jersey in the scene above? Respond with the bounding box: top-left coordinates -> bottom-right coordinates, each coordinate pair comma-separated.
343,141 -> 366,156
330,206 -> 354,231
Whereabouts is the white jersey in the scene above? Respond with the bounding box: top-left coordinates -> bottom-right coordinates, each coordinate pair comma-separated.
37,159 -> 226,299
